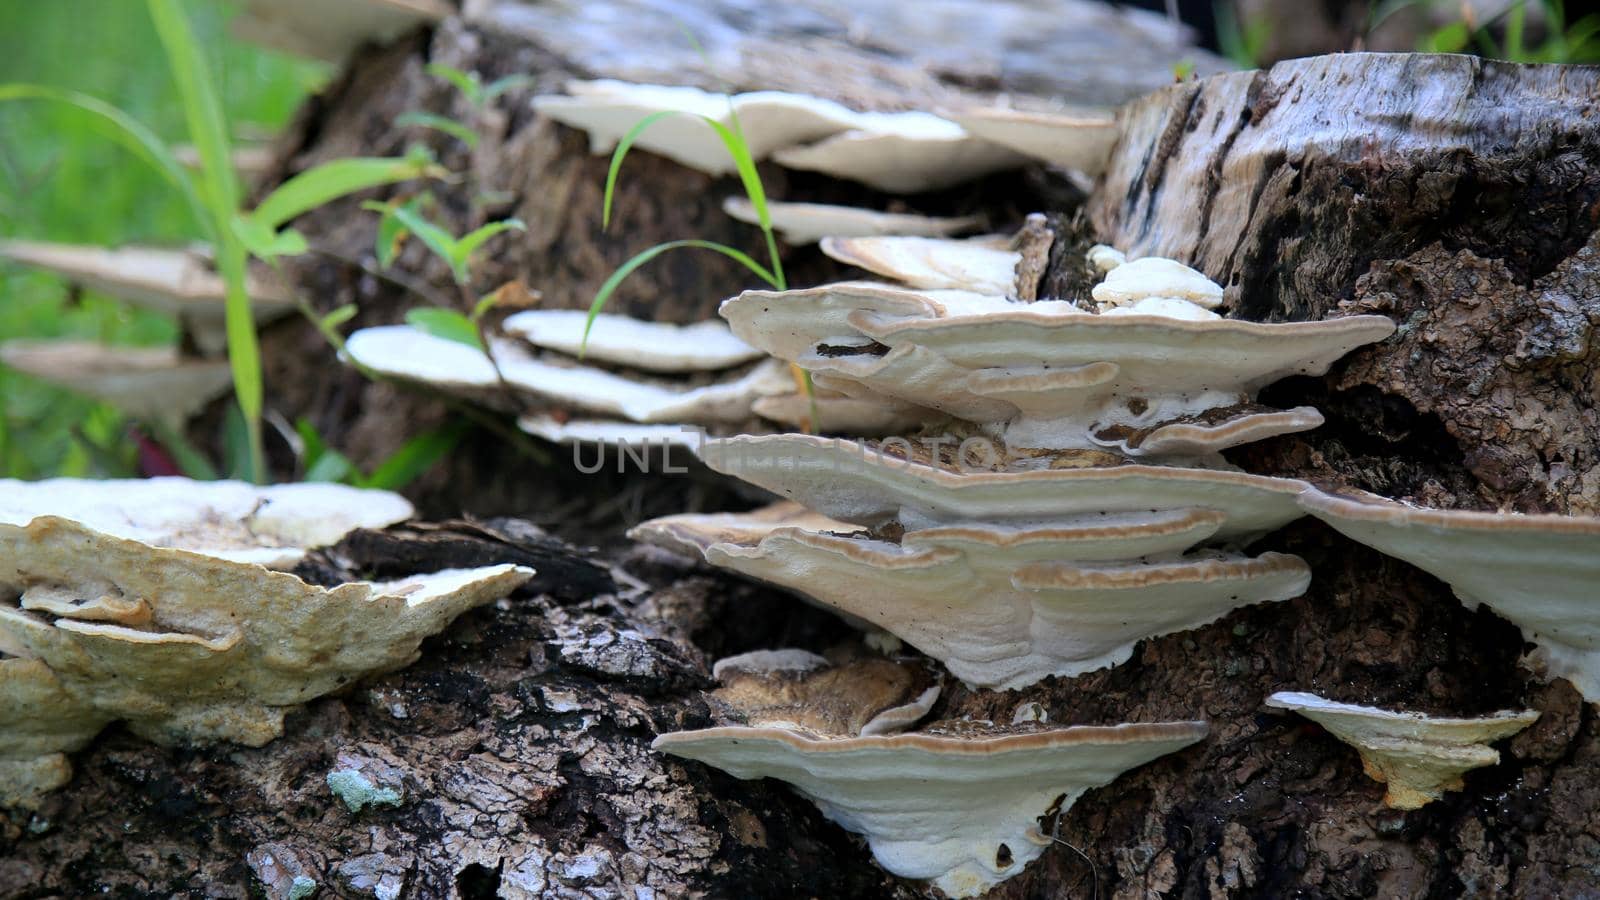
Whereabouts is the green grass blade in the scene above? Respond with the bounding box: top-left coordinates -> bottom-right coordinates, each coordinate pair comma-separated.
149,0 -> 265,481
359,421 -> 467,490
602,109 -> 683,229
704,110 -> 784,288
375,202 -> 462,281
252,156 -> 442,228
397,112 -> 480,149
406,307 -> 483,350
149,0 -> 237,216
581,239 -> 776,353
0,84 -> 209,236
451,219 -> 526,276
425,63 -> 481,105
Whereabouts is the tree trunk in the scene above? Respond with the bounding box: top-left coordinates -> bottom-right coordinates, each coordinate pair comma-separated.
1091,52 -> 1600,514
976,52 -> 1598,899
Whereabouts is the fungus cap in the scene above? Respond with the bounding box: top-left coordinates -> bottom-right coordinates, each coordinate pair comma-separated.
533,80 -> 862,175
0,476 -> 413,568
230,0 -> 449,61
501,310 -> 764,373
654,721 -> 1207,897
0,341 -> 233,425
1300,488 -> 1600,702
722,197 -> 982,245
698,433 -> 1309,536
720,281 -> 1393,453
703,525 -> 1309,688
0,517 -> 530,802
820,236 -> 1020,296
344,325 -> 792,424
770,118 -> 1028,193
627,501 -> 853,561
1091,256 -> 1225,309
1266,691 -> 1539,809
947,106 -> 1117,175
0,241 -> 292,355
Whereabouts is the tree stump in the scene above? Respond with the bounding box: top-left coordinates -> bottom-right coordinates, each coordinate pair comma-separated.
1091,52 -> 1600,512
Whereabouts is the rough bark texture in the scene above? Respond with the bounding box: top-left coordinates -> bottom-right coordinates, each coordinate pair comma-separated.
1092,53 -> 1600,514
9,28 -> 1598,900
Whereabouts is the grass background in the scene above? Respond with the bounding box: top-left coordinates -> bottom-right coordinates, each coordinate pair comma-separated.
0,1 -> 323,478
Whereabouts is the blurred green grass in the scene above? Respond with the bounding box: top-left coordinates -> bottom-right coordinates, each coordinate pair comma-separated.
0,0 -> 324,478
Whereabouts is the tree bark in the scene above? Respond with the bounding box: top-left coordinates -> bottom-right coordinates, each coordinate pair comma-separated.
983,51 -> 1599,899
1091,52 -> 1600,513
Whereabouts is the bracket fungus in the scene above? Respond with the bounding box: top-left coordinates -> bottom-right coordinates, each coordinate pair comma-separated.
344,315 -> 915,449
533,80 -> 1027,192
1300,488 -> 1600,702
0,506 -> 530,805
655,720 -> 1207,897
947,106 -> 1118,176
0,340 -> 233,425
721,270 -> 1393,457
0,476 -> 414,568
230,0 -> 450,61
629,240 -> 1397,688
1265,692 -> 1539,809
636,436 -> 1316,688
819,236 -> 1022,296
0,240 -> 293,356
721,197 -> 982,245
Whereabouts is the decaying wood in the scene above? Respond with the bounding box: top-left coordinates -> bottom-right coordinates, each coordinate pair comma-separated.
1092,53 -> 1600,514
11,19 -> 1599,900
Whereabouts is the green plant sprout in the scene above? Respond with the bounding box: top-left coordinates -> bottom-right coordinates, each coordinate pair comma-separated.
583,96 -> 823,429
361,197 -> 526,351
296,417 -> 466,490
397,65 -> 536,150
0,0 -> 439,481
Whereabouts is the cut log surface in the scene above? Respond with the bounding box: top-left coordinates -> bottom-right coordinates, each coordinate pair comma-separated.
1093,53 -> 1600,513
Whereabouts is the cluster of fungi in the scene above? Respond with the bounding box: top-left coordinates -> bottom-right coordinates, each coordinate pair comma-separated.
3,1 -> 1599,896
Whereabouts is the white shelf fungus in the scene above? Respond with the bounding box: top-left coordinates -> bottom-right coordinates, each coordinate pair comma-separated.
819,236 -> 1021,296
655,721 -> 1206,897
0,511 -> 530,805
722,197 -> 982,245
697,434 -> 1308,536
534,80 -> 1032,192
947,106 -> 1118,176
1266,691 -> 1539,809
0,241 -> 293,356
0,477 -> 414,568
1301,488 -> 1600,702
700,520 -> 1309,689
501,310 -> 764,373
344,316 -> 914,450
721,275 -> 1393,456
0,341 -> 234,425
230,0 -> 449,62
